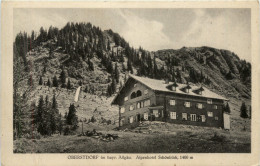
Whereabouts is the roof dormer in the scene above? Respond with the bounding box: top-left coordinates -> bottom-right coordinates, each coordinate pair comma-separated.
193,85 -> 205,95
198,86 -> 204,95
185,83 -> 192,93
166,81 -> 178,91
171,81 -> 178,91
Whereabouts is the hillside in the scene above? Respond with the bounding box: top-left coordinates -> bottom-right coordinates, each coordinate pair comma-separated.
13,22 -> 251,145
18,22 -> 251,101
154,46 -> 251,100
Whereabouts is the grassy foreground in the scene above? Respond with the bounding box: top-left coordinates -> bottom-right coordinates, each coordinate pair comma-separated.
14,122 -> 250,153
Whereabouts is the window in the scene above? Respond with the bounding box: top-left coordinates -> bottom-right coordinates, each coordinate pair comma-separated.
191,114 -> 196,121
170,112 -> 177,119
153,110 -> 159,117
184,102 -> 191,107
120,107 -> 125,113
124,96 -> 128,101
207,99 -> 212,104
144,113 -> 148,120
144,89 -> 148,95
120,118 -> 125,126
147,100 -> 151,106
196,103 -> 203,109
137,102 -> 140,109
130,105 -> 134,111
144,100 -> 151,107
207,111 -> 213,117
130,92 -> 136,99
215,116 -> 218,120
169,100 -> 176,106
129,116 -> 134,123
213,105 -> 218,109
201,115 -> 206,122
141,101 -> 144,108
182,113 -> 187,120
136,90 -> 142,97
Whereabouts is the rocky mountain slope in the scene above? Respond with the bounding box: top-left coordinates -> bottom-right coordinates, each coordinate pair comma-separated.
154,46 -> 251,100
13,22 -> 251,136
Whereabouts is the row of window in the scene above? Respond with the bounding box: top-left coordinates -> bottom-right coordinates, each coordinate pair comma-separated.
169,99 -> 218,109
124,88 -> 149,101
120,99 -> 151,113
124,111 -> 218,124
169,111 -> 217,121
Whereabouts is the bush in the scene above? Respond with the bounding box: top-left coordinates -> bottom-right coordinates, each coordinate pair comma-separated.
106,120 -> 112,125
24,131 -> 41,139
64,126 -> 70,135
210,133 -> 226,142
90,116 -> 96,123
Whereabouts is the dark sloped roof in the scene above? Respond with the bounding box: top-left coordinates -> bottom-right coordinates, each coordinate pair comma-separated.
111,74 -> 228,105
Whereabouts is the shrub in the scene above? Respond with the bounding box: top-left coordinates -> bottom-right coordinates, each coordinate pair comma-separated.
90,116 -> 96,123
64,126 -> 70,135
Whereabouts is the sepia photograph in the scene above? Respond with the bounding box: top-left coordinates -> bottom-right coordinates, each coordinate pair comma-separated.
12,7 -> 253,154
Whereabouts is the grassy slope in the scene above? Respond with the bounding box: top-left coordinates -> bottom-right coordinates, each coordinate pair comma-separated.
18,41 -> 251,153
14,121 -> 250,153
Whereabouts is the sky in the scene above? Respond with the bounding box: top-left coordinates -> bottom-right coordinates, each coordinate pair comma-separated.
14,8 -> 251,62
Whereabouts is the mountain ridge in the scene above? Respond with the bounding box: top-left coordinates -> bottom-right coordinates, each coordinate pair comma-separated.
14,22 -> 251,101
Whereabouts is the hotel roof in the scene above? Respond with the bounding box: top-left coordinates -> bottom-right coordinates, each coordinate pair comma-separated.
112,74 -> 228,105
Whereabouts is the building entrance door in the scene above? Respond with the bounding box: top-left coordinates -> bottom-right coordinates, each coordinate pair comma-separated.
137,114 -> 141,122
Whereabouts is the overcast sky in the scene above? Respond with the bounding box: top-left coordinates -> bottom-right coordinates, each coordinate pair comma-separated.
14,8 -> 251,62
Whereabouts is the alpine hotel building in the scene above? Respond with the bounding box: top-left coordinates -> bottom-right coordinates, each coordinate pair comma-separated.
112,74 -> 229,128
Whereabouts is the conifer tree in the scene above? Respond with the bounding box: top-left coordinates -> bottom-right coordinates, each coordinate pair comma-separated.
67,78 -> 71,89
119,51 -> 124,62
107,40 -> 111,51
64,112 -> 68,119
84,85 -> 89,93
47,78 -> 51,87
111,76 -> 117,94
39,76 -> 43,85
52,75 -> 59,87
59,68 -> 66,87
153,56 -> 158,78
122,63 -> 126,72
176,68 -> 182,83
36,96 -> 45,135
240,102 -> 248,118
107,60 -> 113,74
127,59 -> 133,74
107,84 -> 112,97
66,104 -> 78,129
78,80 -> 83,86
45,95 -> 49,107
115,63 -> 120,83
